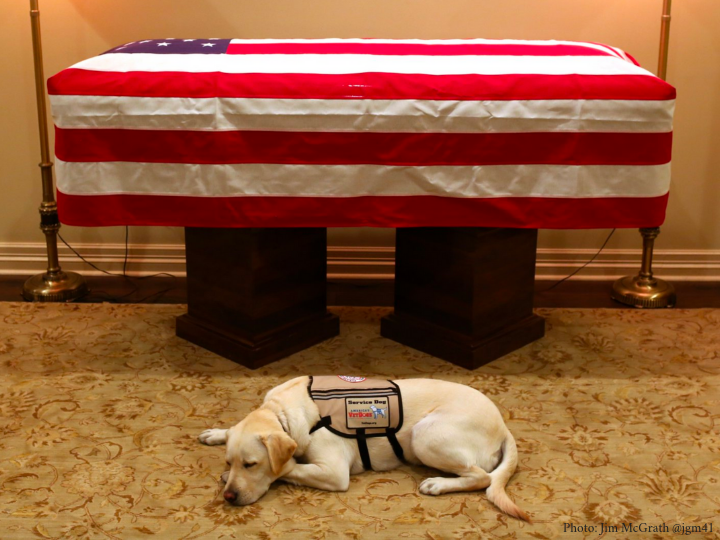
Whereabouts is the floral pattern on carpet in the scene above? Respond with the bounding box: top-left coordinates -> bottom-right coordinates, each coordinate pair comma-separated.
0,303 -> 718,539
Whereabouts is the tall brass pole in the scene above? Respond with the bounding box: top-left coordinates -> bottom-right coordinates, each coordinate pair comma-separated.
23,0 -> 87,301
611,0 -> 676,308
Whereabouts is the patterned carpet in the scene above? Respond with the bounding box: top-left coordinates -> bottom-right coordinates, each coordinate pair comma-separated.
0,302 -> 718,539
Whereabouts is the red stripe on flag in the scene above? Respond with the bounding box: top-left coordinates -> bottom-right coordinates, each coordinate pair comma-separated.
57,191 -> 669,229
55,128 -> 672,166
48,70 -> 676,101
225,42 -> 620,57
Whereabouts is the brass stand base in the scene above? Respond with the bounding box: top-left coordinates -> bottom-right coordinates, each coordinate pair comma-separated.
22,271 -> 88,302
611,227 -> 676,309
611,275 -> 676,309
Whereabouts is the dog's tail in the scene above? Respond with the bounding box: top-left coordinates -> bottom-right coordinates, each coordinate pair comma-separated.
486,431 -> 531,522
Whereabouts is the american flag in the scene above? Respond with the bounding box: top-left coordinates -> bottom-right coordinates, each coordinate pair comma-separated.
48,38 -> 675,228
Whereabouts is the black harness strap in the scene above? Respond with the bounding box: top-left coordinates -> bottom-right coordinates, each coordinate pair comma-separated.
386,428 -> 405,461
310,415 -> 332,434
310,418 -> 405,471
355,429 -> 372,471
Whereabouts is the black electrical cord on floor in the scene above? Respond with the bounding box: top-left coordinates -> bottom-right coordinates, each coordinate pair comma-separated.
59,231 -> 128,279
540,229 -> 616,292
58,227 -> 178,303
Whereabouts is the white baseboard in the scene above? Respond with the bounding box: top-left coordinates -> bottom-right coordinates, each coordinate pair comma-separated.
1,242 -> 719,281
326,246 -> 395,280
535,248 -> 720,281
0,242 -> 187,277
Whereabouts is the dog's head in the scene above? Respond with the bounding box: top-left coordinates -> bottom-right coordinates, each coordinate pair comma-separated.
222,409 -> 297,505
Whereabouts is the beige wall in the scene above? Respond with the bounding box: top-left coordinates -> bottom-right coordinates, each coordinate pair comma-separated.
1,0 -> 718,265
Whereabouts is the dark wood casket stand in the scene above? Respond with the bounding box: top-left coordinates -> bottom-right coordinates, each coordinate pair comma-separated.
176,226 -> 544,370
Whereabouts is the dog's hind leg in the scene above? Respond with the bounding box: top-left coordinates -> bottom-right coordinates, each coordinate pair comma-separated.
411,415 -> 494,495
418,466 -> 491,495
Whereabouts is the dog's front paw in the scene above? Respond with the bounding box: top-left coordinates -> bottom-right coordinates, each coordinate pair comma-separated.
198,428 -> 228,446
419,477 -> 445,496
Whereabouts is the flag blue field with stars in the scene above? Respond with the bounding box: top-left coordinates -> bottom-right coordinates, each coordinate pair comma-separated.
104,39 -> 231,55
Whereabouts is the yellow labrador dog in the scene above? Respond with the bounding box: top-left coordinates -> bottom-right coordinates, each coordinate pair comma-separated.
199,376 -> 529,521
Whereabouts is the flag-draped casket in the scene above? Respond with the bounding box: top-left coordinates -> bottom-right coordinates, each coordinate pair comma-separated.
48,38 -> 675,229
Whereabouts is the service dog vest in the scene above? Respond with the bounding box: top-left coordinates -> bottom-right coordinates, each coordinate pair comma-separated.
308,376 -> 404,470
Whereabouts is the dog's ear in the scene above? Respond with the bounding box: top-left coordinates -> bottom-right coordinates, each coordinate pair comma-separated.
260,432 -> 297,476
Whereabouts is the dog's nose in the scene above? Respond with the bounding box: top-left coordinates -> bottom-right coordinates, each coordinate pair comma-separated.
223,490 -> 238,503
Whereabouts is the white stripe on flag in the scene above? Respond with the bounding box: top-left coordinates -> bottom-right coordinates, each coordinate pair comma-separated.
50,96 -> 675,133
56,160 -> 671,199
71,53 -> 652,76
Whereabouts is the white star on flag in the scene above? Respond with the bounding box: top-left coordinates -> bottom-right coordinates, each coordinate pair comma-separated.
202,43 -> 216,47
157,42 -> 170,47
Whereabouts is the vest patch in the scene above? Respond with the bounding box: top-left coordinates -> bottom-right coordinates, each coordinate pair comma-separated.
337,375 -> 366,383
346,396 -> 390,429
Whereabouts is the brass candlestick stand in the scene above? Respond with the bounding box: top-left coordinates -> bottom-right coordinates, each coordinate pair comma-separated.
23,0 -> 87,302
612,0 -> 676,308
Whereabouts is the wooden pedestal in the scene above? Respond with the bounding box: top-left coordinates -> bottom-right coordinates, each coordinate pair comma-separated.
381,228 -> 545,370
176,227 -> 339,369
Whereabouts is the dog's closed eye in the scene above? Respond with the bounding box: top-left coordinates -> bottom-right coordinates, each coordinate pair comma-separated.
244,462 -> 257,469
